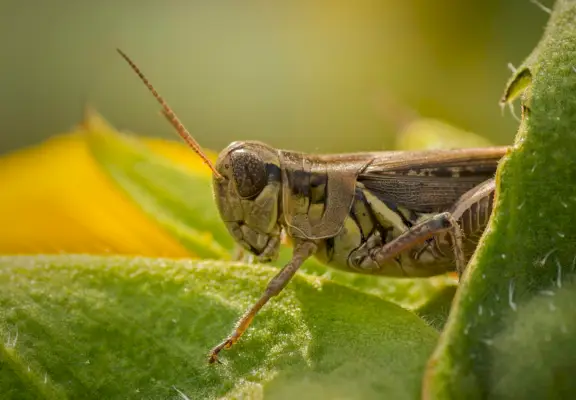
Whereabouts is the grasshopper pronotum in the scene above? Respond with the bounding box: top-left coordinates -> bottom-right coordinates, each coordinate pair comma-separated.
117,49 -> 507,364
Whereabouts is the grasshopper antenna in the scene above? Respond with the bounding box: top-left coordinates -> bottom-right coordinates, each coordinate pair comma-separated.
116,48 -> 224,180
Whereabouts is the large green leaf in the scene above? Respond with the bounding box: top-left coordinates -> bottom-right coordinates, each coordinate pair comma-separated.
425,1 -> 576,398
0,255 -> 438,399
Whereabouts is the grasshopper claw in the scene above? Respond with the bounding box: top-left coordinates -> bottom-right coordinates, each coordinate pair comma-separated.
208,339 -> 233,364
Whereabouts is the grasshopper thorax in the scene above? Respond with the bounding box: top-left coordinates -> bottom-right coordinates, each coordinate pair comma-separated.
213,141 -> 283,262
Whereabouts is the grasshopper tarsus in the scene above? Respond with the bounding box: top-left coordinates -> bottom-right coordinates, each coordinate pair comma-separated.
208,340 -> 232,364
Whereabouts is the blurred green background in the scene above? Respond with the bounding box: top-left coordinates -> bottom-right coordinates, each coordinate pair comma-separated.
0,0 -> 549,155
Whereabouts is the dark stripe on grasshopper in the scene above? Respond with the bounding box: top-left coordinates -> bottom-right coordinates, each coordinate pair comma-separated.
283,165 -> 330,229
356,184 -> 396,239
325,237 -> 335,263
407,166 -> 496,179
265,163 -> 282,183
310,173 -> 328,205
286,169 -> 311,198
384,200 -> 414,229
349,188 -> 375,241
284,167 -> 328,204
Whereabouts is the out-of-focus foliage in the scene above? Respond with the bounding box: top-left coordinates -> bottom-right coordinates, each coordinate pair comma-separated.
0,1 -> 546,156
395,118 -> 493,151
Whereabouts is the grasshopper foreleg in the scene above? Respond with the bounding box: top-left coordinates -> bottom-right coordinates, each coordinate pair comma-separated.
208,239 -> 317,364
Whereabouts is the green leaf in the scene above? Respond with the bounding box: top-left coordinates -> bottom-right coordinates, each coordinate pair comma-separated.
414,285 -> 458,332
487,280 -> 576,398
0,255 -> 438,400
425,1 -> 576,397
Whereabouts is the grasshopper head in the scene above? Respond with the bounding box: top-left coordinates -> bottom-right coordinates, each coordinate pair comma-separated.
213,141 -> 283,262
115,49 -> 283,262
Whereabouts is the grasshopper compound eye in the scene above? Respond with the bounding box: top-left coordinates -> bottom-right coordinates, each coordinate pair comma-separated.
230,149 -> 267,199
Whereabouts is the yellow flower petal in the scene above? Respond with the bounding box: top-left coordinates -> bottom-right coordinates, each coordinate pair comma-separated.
0,118 -> 196,257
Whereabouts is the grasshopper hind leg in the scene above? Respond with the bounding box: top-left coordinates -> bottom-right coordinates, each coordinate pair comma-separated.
348,230 -> 405,275
349,179 -> 495,279
348,214 -> 465,277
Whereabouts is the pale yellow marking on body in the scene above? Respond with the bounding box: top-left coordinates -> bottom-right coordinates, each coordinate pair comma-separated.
362,190 -> 408,235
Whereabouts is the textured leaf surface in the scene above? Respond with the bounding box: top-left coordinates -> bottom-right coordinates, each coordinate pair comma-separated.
425,1 -> 576,398
0,255 -> 438,400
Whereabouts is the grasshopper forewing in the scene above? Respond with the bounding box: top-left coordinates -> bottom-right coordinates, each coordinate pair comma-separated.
117,49 -> 509,364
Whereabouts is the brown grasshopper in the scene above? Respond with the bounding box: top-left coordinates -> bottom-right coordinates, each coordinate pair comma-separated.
117,49 -> 508,364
